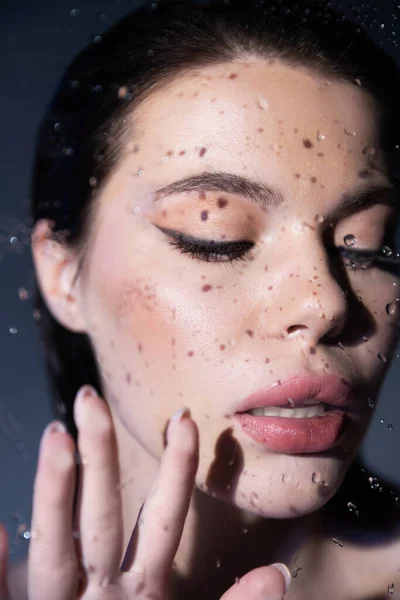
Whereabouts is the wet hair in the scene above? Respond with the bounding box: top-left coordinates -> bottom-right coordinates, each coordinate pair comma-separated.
31,0 -> 400,448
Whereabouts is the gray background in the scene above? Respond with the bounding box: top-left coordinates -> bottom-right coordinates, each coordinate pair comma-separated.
0,0 -> 399,564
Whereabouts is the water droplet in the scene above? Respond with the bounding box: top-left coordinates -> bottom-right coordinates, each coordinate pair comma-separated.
292,566 -> 303,578
216,559 -> 221,568
17,288 -> 29,301
32,309 -> 41,321
312,472 -> 322,483
380,23 -> 385,28
315,214 -> 324,223
70,8 -> 80,17
9,327 -> 18,334
354,78 -> 362,86
287,398 -> 295,407
93,35 -> 103,44
368,398 -> 375,408
347,501 -> 359,515
386,303 -> 397,316
337,341 -> 345,350
368,476 -> 380,489
332,538 -> 344,547
344,129 -> 357,136
388,583 -> 395,594
257,97 -> 269,110
130,206 -> 140,214
382,245 -> 393,257
317,131 -> 326,140
136,169 -> 144,177
54,122 -> 61,132
147,49 -> 154,57
242,528 -> 248,534
362,336 -> 369,342
377,352 -> 387,363
380,418 -> 386,424
388,423 -> 394,430
344,234 -> 357,247
63,147 -> 74,156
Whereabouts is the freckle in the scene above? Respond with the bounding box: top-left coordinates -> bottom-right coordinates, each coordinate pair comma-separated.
281,226 -> 285,232
126,372 -> 131,384
268,285 -> 273,290
312,291 -> 317,296
138,343 -> 143,353
233,298 -> 238,304
202,284 -> 212,292
179,150 -> 186,156
303,139 -> 313,148
257,127 -> 264,133
216,285 -> 224,289
178,92 -> 184,97
295,173 -> 301,179
171,337 -> 176,346
199,191 -> 206,200
220,344 -> 226,351
110,340 -> 115,348
193,91 -> 199,97
199,147 -> 207,157
167,150 -> 173,156
294,128 -> 298,134
229,73 -> 238,79
309,347 -> 316,355
162,210 -> 167,218
219,110 -> 225,114
310,176 -> 317,183
211,98 -> 217,102
135,379 -> 141,387
205,414 -> 210,418
317,152 -> 324,157
187,351 -> 194,357
201,210 -> 209,221
246,329 -> 254,338
217,197 -> 228,208
264,265 -> 268,272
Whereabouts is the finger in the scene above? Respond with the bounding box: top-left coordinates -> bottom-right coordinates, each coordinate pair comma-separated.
28,421 -> 78,600
125,410 -> 198,592
219,564 -> 291,600
73,386 -> 123,589
0,523 -> 10,600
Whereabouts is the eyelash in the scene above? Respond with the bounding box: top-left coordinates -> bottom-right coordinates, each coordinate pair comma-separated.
167,236 -> 400,272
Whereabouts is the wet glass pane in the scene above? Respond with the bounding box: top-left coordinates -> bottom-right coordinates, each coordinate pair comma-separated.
0,0 -> 400,597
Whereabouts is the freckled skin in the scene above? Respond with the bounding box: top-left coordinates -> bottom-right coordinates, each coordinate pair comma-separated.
57,58 -> 400,581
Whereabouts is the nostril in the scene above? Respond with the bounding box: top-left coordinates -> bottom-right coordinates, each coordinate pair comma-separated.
286,325 -> 307,337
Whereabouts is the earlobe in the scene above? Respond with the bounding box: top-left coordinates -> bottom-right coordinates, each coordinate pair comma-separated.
31,220 -> 87,333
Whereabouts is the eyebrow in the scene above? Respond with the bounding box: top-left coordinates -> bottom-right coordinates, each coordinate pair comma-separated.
152,170 -> 398,221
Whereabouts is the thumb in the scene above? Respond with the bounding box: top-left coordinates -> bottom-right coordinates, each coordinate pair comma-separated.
219,562 -> 291,600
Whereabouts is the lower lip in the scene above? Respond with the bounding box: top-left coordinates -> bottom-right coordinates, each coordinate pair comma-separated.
234,409 -> 347,453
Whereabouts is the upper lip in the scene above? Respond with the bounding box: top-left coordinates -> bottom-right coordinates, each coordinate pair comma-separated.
235,373 -> 353,413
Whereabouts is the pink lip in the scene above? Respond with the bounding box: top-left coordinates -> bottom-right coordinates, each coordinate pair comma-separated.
231,373 -> 354,454
234,373 -> 353,413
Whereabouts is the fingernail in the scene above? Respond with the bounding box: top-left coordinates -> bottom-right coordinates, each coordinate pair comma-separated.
40,420 -> 67,453
270,563 -> 291,594
74,385 -> 98,427
166,406 -> 190,444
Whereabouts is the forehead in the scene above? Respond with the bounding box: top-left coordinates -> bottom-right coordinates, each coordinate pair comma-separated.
127,59 -> 385,199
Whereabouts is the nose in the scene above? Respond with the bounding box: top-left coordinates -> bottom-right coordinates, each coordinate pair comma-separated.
267,242 -> 349,345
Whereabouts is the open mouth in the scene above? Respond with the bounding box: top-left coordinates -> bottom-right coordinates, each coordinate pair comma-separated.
243,402 -> 339,419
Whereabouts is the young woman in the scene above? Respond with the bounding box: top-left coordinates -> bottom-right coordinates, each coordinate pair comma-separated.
2,0 -> 400,598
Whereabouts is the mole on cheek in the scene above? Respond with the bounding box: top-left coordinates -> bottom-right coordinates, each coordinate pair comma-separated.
310,176 -> 317,183
199,147 -> 207,157
202,284 -> 213,292
162,210 -> 167,218
201,210 -> 209,221
229,73 -> 238,79
187,350 -> 194,357
179,150 -> 186,156
246,329 -> 254,338
199,191 -> 206,201
303,139 -> 313,149
294,173 -> 301,179
317,152 -> 324,157
126,372 -> 132,384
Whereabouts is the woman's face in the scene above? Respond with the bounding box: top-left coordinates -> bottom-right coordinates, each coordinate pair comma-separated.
71,59 -> 400,518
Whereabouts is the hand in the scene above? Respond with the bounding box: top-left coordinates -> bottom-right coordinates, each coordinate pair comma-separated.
0,386 -> 291,599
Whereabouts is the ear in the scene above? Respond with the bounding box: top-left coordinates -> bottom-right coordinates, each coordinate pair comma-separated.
31,219 -> 87,333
